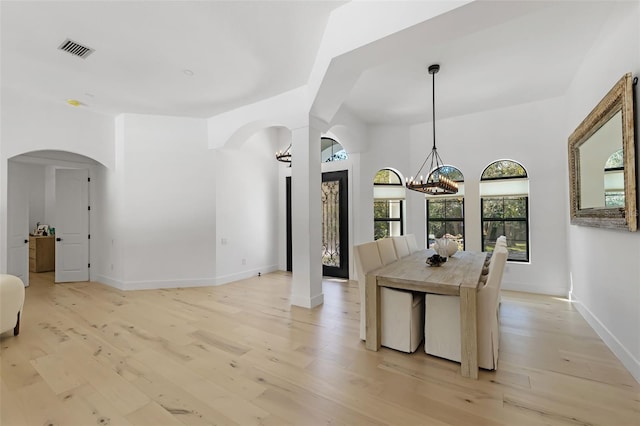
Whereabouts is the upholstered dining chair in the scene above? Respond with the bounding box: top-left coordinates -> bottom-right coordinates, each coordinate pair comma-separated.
377,238 -> 398,265
0,274 -> 25,336
405,234 -> 420,253
496,235 -> 507,248
354,242 -> 424,353
423,246 -> 508,369
392,236 -> 410,258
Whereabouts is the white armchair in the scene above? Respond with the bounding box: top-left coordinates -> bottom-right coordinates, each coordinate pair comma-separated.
424,247 -> 508,369
354,242 -> 424,353
0,274 -> 25,336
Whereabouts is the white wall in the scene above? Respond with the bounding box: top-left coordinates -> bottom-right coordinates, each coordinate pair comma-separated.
407,96 -> 569,296
215,127 -> 280,283
99,114 -> 217,290
23,163 -> 46,232
564,1 -> 640,382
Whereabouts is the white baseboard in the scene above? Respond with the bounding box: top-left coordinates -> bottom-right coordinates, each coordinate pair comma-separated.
290,292 -> 324,309
92,274 -> 126,290
571,295 -> 640,384
214,264 -> 279,286
502,280 -> 568,297
93,265 -> 281,291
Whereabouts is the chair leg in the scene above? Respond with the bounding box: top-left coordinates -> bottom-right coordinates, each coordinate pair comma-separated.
13,312 -> 20,336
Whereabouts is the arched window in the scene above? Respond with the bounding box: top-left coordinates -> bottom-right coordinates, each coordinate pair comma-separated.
604,149 -> 624,207
480,160 -> 529,262
373,169 -> 404,240
426,166 -> 465,250
321,137 -> 348,162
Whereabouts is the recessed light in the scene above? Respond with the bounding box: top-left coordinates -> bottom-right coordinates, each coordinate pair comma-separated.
67,99 -> 82,107
183,69 -> 194,76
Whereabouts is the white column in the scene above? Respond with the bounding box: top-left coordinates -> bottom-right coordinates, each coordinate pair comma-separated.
291,124 -> 323,308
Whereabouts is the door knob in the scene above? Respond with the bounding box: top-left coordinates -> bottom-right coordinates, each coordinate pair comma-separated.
56,237 -> 62,242
24,239 -> 28,244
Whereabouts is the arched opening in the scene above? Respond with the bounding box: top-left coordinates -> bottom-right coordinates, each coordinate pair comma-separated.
6,150 -> 105,286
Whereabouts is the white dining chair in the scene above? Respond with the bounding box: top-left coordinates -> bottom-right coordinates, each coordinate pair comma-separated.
392,236 -> 410,258
405,234 -> 420,253
354,242 -> 424,353
423,246 -> 508,370
377,238 -> 398,265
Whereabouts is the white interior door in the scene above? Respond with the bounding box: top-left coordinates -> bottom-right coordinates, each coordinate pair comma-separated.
7,166 -> 29,286
55,168 -> 89,283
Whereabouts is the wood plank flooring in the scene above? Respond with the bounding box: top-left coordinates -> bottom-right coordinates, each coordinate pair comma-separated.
1,271 -> 638,425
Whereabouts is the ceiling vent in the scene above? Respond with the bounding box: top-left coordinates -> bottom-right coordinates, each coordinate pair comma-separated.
58,38 -> 94,59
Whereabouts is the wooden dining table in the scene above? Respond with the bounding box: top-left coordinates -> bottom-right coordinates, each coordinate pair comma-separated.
365,249 -> 487,379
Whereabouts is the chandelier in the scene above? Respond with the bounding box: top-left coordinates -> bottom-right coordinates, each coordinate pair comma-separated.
275,143 -> 292,164
406,64 -> 458,195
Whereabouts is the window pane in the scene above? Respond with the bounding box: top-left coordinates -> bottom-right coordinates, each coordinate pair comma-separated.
430,165 -> 464,182
428,200 -> 445,218
374,201 -> 389,218
605,149 -> 624,169
374,220 -> 402,240
504,221 -> 527,242
507,242 -> 528,261
503,197 -> 527,218
374,222 -> 390,240
483,199 -> 504,219
374,200 -> 401,219
605,192 -> 625,207
481,160 -> 527,179
428,221 -> 446,241
483,221 -> 504,246
374,169 -> 402,184
321,138 -> 348,163
445,199 -> 463,218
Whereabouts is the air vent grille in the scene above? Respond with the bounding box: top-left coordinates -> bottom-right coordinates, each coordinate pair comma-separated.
58,39 -> 94,59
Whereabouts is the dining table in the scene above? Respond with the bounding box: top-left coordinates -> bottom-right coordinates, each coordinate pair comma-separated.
365,249 -> 487,379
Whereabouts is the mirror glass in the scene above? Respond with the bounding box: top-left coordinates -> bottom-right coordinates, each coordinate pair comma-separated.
578,110 -> 622,209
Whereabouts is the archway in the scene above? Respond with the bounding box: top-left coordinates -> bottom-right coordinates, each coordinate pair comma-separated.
6,150 -> 106,285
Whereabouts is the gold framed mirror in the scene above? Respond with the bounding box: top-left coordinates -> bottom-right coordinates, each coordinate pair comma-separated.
568,72 -> 637,231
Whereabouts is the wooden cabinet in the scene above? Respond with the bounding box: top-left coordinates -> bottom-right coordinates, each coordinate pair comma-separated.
29,236 -> 55,272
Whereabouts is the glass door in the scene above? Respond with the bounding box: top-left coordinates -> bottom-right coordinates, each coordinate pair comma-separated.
321,170 -> 349,278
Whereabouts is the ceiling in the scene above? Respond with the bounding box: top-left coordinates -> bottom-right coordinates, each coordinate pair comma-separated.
341,1 -> 623,124
0,1 -> 625,124
0,1 -> 341,118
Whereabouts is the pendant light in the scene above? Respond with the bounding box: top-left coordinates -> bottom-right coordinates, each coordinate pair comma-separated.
406,64 -> 458,195
275,143 -> 292,164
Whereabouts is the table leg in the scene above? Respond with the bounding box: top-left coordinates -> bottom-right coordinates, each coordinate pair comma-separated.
459,286 -> 478,379
365,274 -> 381,351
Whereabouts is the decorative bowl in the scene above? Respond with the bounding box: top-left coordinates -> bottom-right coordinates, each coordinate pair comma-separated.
426,254 -> 447,267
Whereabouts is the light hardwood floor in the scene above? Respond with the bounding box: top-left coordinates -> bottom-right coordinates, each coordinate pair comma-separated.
1,271 -> 638,426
